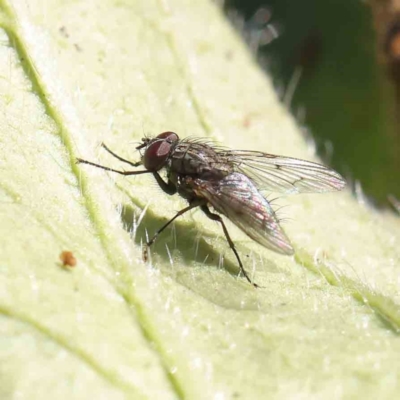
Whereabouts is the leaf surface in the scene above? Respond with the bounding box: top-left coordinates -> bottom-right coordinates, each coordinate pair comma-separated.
0,0 -> 399,398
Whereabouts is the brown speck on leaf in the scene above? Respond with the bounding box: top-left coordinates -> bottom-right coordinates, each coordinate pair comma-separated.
59,26 -> 69,38
59,251 -> 77,267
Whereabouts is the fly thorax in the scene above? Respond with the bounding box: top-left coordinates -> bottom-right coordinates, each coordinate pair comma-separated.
170,153 -> 199,175
170,143 -> 220,175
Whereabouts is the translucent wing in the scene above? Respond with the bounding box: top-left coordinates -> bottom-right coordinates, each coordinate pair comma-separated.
217,150 -> 346,194
195,173 -> 294,255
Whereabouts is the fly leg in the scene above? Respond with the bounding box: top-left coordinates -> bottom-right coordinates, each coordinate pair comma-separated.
77,143 -> 146,174
152,173 -> 177,195
78,145 -> 178,195
101,143 -> 142,168
201,205 -> 259,288
143,200 -> 204,261
76,157 -> 151,176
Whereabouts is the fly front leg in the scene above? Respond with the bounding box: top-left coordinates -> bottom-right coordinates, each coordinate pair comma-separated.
101,143 -> 142,168
200,205 -> 259,288
76,143 -> 146,175
152,172 -> 177,195
76,157 -> 151,176
143,199 -> 205,261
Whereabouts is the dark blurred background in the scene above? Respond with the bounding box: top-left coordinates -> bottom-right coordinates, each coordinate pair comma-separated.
225,0 -> 400,208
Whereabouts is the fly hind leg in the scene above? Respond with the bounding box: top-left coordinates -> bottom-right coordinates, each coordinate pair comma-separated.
200,205 -> 259,288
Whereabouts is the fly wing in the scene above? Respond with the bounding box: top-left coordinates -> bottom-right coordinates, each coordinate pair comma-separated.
195,173 -> 294,255
217,150 -> 346,194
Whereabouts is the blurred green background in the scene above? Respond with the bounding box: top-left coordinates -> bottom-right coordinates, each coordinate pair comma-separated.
226,0 -> 400,206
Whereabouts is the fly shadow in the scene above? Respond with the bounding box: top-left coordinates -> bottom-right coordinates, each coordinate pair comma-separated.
120,203 -> 258,281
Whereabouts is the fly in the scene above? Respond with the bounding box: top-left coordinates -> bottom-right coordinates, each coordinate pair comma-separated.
76,131 -> 346,287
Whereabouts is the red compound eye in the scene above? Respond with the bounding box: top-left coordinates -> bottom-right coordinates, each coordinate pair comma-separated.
143,132 -> 179,171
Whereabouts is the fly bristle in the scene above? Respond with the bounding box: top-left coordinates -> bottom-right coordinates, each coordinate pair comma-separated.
273,204 -> 291,225
273,204 -> 290,213
265,195 -> 281,206
181,136 -> 227,151
142,132 -> 151,140
276,215 -> 293,225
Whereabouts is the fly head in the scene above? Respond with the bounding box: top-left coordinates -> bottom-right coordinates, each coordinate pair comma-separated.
138,131 -> 179,172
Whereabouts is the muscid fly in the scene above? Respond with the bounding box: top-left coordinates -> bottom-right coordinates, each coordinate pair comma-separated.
77,132 -> 345,287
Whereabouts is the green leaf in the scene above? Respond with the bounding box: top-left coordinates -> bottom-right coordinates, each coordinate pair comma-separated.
0,0 -> 399,398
